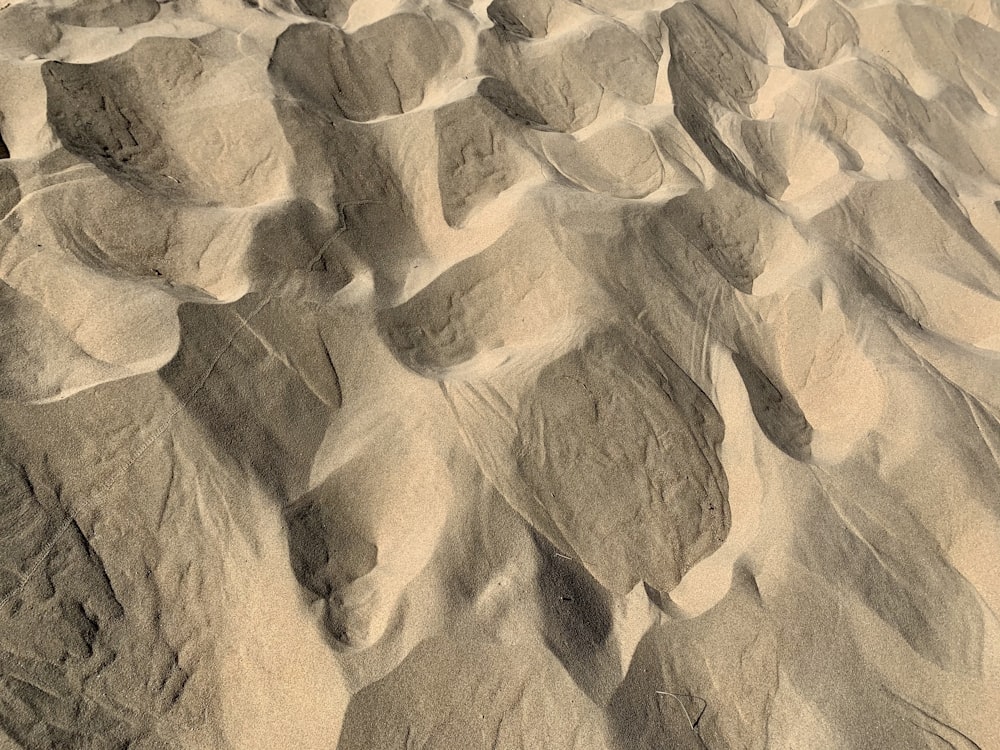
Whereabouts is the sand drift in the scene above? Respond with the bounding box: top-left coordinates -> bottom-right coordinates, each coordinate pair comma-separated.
0,0 -> 998,747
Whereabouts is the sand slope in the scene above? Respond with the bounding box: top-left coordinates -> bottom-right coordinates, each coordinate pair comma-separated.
0,0 -> 998,747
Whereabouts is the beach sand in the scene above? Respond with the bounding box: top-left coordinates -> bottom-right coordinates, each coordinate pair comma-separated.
0,0 -> 998,747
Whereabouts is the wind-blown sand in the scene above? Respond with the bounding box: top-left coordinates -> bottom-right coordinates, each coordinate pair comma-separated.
0,0 -> 998,747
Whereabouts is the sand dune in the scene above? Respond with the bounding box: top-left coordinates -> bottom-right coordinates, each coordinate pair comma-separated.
0,0 -> 998,747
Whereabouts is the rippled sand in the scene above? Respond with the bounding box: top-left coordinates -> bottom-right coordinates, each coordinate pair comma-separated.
0,0 -> 998,747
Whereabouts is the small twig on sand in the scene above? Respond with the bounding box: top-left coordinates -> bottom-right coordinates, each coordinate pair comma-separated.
554,553 -> 574,560
655,691 -> 707,734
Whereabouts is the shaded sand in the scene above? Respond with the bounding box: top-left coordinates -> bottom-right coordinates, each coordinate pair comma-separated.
0,0 -> 999,748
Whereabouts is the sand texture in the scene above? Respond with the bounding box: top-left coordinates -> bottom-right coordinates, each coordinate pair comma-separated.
0,0 -> 999,747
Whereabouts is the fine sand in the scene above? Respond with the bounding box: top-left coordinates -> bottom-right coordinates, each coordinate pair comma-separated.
0,0 -> 999,747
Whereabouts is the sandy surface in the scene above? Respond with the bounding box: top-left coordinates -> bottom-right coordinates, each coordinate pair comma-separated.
0,0 -> 998,747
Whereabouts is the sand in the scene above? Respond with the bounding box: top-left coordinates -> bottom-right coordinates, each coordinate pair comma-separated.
0,0 -> 998,747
